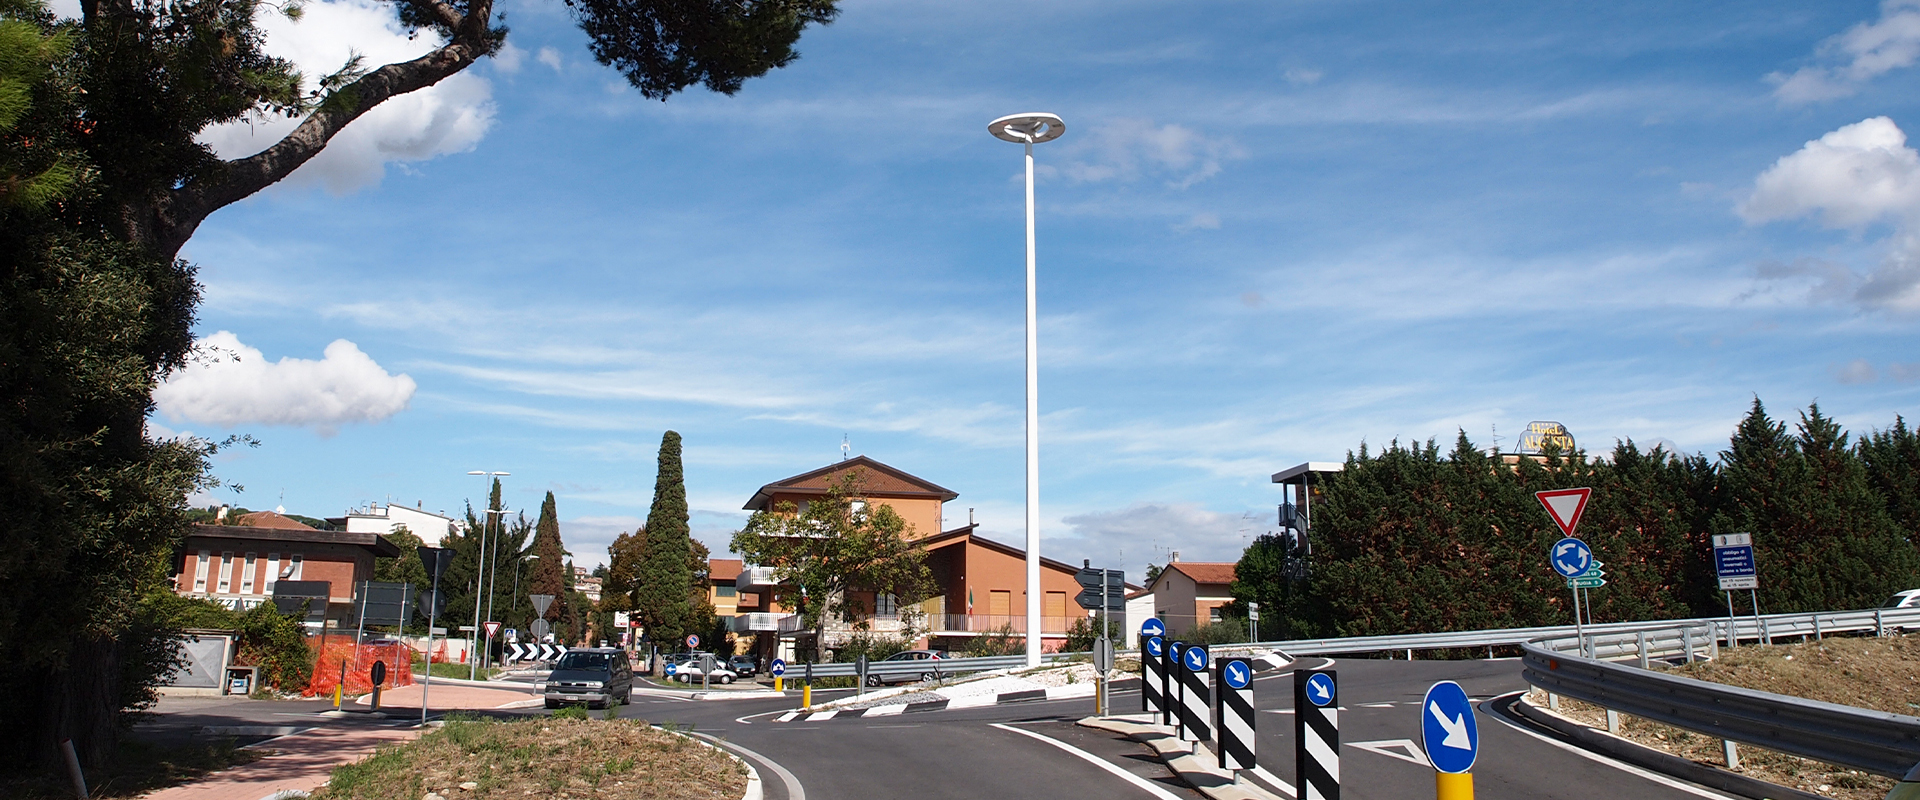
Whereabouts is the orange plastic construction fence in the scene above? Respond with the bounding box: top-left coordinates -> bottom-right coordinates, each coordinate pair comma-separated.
303,639 -> 418,697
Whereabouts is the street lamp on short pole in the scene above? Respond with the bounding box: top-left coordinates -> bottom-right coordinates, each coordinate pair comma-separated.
989,112 -> 1066,668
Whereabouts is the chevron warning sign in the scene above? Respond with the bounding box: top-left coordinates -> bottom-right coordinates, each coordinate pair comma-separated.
506,643 -> 567,662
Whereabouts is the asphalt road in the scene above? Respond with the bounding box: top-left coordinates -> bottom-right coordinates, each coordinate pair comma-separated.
136,658 -> 1750,800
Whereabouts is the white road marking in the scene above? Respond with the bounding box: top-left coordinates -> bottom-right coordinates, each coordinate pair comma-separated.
1247,764 -> 1297,798
1359,703 -> 1396,708
691,732 -> 805,800
1348,738 -> 1432,767
1482,691 -> 1740,800
989,723 -> 1187,800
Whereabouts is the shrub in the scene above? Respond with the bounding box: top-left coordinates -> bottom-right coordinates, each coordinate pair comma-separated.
235,602 -> 312,691
960,623 -> 1024,657
832,632 -> 909,663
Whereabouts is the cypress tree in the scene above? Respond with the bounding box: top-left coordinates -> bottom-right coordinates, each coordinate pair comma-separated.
635,431 -> 693,647
1860,416 -> 1920,545
528,492 -> 569,629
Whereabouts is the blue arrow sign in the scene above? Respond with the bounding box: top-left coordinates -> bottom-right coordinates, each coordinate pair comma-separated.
1146,636 -> 1165,657
1222,659 -> 1251,690
1550,537 -> 1592,578
1140,617 -> 1166,639
1421,680 -> 1480,774
1183,644 -> 1209,672
770,658 -> 786,677
1304,672 -> 1335,707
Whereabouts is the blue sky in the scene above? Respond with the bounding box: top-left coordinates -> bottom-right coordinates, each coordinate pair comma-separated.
132,0 -> 1920,577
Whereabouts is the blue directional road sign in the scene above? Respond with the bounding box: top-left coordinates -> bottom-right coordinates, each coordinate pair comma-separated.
1221,658 -> 1252,690
1146,637 -> 1165,657
1421,680 -> 1480,774
770,658 -> 786,677
1183,644 -> 1210,672
1303,672 -> 1336,707
1550,537 -> 1593,578
1141,617 -> 1166,639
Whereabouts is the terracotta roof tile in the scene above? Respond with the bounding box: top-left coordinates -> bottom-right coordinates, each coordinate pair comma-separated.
233,511 -> 315,530
1168,562 -> 1236,585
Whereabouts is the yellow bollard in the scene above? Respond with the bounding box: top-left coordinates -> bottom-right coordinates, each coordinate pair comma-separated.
1437,771 -> 1474,800
802,684 -> 811,710
332,683 -> 342,709
774,676 -> 783,692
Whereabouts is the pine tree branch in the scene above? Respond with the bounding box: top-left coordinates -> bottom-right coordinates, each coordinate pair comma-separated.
142,2 -> 491,259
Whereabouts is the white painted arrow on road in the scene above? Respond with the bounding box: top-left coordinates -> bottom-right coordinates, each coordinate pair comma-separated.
1429,701 -> 1472,749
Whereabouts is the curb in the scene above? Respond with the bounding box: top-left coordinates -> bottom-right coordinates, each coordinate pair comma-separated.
1504,694 -> 1823,800
666,726 -> 761,800
690,690 -> 784,701
1076,716 -> 1282,800
774,682 -> 1102,722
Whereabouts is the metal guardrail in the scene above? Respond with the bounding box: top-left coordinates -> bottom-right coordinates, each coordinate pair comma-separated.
780,652 -> 1079,679
1521,616 -> 1920,778
1253,606 -> 1920,657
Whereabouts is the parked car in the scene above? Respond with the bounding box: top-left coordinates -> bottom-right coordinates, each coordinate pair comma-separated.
672,658 -> 739,684
864,649 -> 950,687
1887,589 -> 1920,608
661,651 -> 713,677
543,648 -> 632,709
727,655 -> 758,676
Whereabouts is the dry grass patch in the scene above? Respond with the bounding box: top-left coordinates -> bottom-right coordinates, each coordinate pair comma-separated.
309,714 -> 747,800
1528,633 -> 1920,800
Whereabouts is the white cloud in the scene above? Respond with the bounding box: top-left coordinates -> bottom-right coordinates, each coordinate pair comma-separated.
1834,358 -> 1878,384
1172,212 -> 1221,233
1740,117 -> 1920,228
1054,118 -> 1244,190
1741,117 -> 1920,312
537,47 -> 564,71
195,0 -> 496,194
153,331 -> 417,435
1055,502 -> 1256,572
1770,0 -> 1920,104
1283,67 -> 1324,86
493,42 -> 526,74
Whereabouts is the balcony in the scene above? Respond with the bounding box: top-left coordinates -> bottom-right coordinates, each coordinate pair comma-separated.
929,614 -> 1074,636
732,613 -> 802,633
735,565 -> 782,592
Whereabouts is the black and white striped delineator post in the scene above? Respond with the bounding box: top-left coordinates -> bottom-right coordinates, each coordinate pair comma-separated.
1178,644 -> 1211,744
1214,657 -> 1256,771
1143,636 -> 1166,717
1166,641 -> 1185,729
1295,669 -> 1339,800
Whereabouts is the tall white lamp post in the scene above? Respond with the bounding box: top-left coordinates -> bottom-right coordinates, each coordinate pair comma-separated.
989,112 -> 1066,667
467,470 -> 509,678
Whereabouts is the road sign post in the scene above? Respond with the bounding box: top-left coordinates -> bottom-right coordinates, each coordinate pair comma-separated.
416,545 -> 455,726
1713,533 -> 1760,647
771,658 -> 786,692
1421,680 -> 1480,800
1179,644 -> 1211,747
1143,635 -> 1166,717
1167,641 -> 1187,732
1214,657 -> 1256,772
1295,669 -> 1338,799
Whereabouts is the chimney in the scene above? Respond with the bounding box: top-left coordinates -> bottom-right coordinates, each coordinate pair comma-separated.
1170,551 -> 1180,563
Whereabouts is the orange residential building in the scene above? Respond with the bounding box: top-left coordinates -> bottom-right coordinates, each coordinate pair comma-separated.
731,456 -> 1090,661
1146,558 -> 1237,637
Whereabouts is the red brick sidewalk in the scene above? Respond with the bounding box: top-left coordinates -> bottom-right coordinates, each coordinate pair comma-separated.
139,724 -> 418,800
139,685 -> 537,798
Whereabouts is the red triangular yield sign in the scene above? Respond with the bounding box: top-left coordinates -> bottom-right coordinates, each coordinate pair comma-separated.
1535,488 -> 1592,537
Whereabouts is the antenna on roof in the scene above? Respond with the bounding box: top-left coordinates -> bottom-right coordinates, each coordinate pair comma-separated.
275,489 -> 285,515
841,434 -> 850,461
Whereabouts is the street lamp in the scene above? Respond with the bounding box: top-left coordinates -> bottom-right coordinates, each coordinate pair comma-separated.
467,470 -> 509,679
989,112 -> 1066,668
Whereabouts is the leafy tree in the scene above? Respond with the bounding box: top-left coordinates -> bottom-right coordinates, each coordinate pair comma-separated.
1858,416 -> 1920,542
234,602 -> 312,691
1226,533 -> 1289,640
441,480 -> 531,655
729,470 -> 932,662
1064,616 -> 1121,651
600,527 -> 646,615
634,431 -> 693,646
526,491 -> 569,629
1144,562 -> 1163,585
1,0 -> 840,771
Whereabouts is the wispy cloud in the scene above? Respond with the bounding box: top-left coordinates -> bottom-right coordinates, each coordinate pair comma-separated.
1769,0 -> 1920,104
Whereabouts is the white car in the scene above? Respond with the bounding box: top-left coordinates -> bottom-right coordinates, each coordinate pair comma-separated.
671,661 -> 739,684
1888,589 -> 1920,609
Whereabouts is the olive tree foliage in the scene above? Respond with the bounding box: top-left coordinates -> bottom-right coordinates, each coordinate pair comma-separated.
729,472 -> 932,662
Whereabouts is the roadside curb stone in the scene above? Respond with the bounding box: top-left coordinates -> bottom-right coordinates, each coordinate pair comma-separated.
1077,715 -> 1283,800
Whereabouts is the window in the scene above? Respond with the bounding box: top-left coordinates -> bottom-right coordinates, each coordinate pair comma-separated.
193,551 -> 209,592
265,554 -> 279,594
217,552 -> 234,592
875,593 -> 898,617
287,554 -> 303,580
1044,591 -> 1066,620
1209,606 -> 1224,622
717,586 -> 737,597
240,553 -> 257,594
989,590 -> 1012,617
